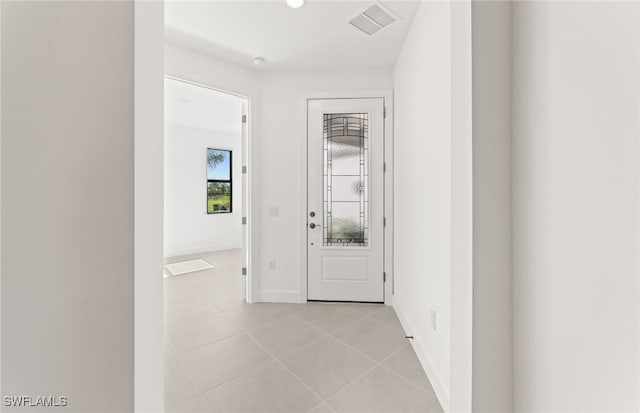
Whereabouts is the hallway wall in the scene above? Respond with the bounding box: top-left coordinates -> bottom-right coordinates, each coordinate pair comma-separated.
512,2 -> 640,411
392,1 -> 452,409
470,1 -> 513,411
1,2 -> 135,411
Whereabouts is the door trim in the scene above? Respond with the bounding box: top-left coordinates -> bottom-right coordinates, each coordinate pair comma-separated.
301,90 -> 394,305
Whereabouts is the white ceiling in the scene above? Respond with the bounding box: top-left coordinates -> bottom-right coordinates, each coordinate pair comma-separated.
165,1 -> 421,71
165,78 -> 245,133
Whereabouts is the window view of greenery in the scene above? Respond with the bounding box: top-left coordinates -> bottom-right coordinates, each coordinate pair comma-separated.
207,149 -> 232,214
207,182 -> 231,213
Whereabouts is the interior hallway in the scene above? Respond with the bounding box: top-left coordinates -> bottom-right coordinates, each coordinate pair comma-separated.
164,249 -> 443,413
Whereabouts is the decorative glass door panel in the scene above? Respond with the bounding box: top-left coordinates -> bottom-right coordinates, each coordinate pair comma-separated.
323,114 -> 369,247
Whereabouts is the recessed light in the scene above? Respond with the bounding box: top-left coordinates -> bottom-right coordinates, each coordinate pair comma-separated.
253,56 -> 265,66
286,0 -> 306,9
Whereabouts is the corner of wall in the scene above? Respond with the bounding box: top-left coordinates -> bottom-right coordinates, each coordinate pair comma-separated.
449,0 -> 473,411
135,2 -> 165,412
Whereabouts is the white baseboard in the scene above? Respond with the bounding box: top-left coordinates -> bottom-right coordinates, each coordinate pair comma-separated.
393,302 -> 451,412
165,243 -> 241,258
255,290 -> 304,303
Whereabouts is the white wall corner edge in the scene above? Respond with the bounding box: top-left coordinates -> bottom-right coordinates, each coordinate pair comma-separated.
134,1 -> 164,412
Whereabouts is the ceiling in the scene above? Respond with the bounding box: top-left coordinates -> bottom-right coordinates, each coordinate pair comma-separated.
165,78 -> 245,133
165,1 -> 421,71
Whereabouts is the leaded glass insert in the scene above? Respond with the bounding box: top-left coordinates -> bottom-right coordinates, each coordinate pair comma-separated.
323,113 -> 368,247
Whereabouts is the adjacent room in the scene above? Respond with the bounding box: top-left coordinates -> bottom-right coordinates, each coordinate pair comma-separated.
163,77 -> 247,291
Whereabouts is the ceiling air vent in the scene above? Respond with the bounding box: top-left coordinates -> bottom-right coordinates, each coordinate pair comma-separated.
349,2 -> 399,36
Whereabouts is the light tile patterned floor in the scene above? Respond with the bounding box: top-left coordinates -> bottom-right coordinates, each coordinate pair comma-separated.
164,249 -> 443,413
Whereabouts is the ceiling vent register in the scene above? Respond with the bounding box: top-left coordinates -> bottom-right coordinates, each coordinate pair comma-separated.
349,3 -> 399,36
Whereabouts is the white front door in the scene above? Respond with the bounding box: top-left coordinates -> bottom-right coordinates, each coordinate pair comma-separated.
307,98 -> 385,303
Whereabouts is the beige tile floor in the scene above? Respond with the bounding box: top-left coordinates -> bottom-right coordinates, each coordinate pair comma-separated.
164,249 -> 443,413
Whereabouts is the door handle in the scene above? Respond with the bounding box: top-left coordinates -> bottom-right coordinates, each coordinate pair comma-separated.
309,223 -> 317,229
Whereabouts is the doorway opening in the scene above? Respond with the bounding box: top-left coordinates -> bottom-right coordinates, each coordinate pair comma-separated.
163,76 -> 252,303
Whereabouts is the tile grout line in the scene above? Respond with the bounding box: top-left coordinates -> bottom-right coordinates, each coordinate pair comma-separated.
327,318 -> 411,364
169,329 -> 244,360
273,308 -> 417,405
169,303 -> 282,406
280,310 -> 376,360
284,306 -> 368,336
279,304 -> 413,371
164,333 -> 210,410
326,361 -> 379,407
321,342 -> 413,410
188,310 -> 293,399
187,335 -> 281,408
307,400 -> 338,413
165,302 -> 244,349
222,303 -> 292,335
243,331 -> 327,408
324,325 -> 431,401
337,314 -> 441,397
335,332 -> 438,397
377,360 -> 442,396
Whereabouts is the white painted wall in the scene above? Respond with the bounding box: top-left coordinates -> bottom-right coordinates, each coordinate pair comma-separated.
164,124 -> 243,257
392,1 -> 452,409
470,1 -> 513,411
165,43 -> 259,100
2,2 -> 135,411
512,2 -> 640,411
0,0 -> 4,400
135,2 -> 165,411
256,69 -> 393,302
449,2 -> 473,411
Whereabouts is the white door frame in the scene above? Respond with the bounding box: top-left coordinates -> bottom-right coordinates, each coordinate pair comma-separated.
301,90 -> 394,306
164,75 -> 256,304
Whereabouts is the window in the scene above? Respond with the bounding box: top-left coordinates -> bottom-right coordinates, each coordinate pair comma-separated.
207,148 -> 232,214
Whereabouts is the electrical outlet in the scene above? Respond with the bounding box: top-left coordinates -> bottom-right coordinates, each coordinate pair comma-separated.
268,260 -> 276,271
268,207 -> 280,217
430,309 -> 437,330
